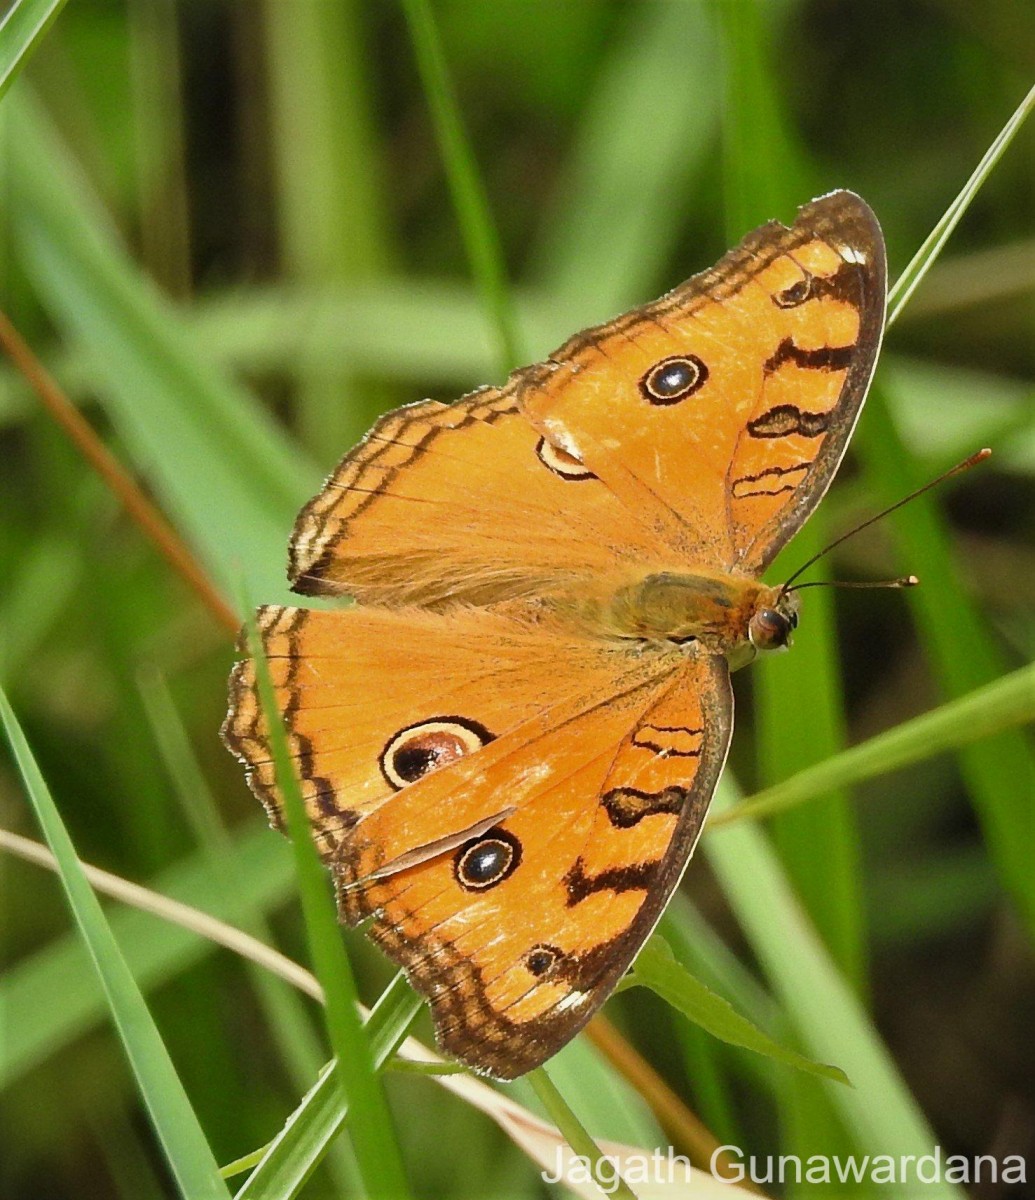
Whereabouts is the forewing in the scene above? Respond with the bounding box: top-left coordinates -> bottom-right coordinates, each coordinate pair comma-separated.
221,603 -> 668,861
287,386 -> 670,608
519,190 -> 886,572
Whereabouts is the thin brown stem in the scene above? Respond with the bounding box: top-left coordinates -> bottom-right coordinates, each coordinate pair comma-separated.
0,308 -> 239,634
586,1016 -> 768,1196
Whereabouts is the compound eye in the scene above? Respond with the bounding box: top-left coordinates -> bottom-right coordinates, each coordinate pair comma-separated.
640,355 -> 709,405
749,607 -> 791,651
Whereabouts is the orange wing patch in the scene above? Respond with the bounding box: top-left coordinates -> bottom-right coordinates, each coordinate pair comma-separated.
222,604 -> 672,862
287,384 -> 669,609
726,201 -> 886,570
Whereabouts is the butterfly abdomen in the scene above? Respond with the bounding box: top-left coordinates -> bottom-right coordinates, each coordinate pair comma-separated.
579,570 -> 764,656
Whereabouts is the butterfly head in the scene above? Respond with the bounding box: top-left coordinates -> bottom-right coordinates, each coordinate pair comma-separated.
747,586 -> 800,653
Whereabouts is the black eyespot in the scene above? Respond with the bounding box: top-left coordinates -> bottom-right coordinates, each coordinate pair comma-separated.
640,355 -> 709,405
774,275 -> 813,308
525,944 -> 563,978
454,827 -> 522,892
380,717 -> 493,791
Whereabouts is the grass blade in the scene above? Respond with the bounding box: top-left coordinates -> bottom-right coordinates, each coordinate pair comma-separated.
6,87 -> 318,604
887,82 -> 1035,326
235,975 -> 421,1197
856,393 -> 1035,937
139,669 -> 361,1192
0,821 -> 295,1090
528,1 -> 721,324
243,607 -> 412,1198
0,0 -> 70,100
714,662 -> 1035,829
528,1069 -> 637,1200
263,0 -> 396,454
0,686 -> 231,1199
400,0 -> 521,373
629,940 -> 847,1085
702,779 -> 968,1200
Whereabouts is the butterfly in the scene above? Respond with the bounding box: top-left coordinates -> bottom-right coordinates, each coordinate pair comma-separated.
222,190 -> 886,1080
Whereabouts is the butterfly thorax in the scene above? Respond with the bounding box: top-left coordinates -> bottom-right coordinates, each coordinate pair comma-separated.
568,570 -> 799,668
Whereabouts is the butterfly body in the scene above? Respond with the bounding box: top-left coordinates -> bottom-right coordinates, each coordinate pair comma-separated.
576,569 -> 796,661
224,190 -> 886,1078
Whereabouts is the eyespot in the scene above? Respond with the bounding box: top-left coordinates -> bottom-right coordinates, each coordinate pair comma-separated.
525,943 -> 563,978
639,355 -> 709,405
773,275 -> 813,308
536,436 -> 596,481
454,827 -> 522,892
380,717 -> 493,791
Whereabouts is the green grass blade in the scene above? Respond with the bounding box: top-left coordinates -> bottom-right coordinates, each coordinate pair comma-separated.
138,669 -> 360,1193
887,82 -> 1035,327
0,820 -> 294,1090
0,0 -> 70,100
529,0 -> 721,323
717,0 -> 866,995
630,940 -> 847,1084
235,974 -> 421,1198
244,607 -> 412,1199
715,0 -> 811,235
6,87 -> 318,604
263,0 -> 396,454
703,779 -> 968,1200
527,1069 -> 637,1200
400,0 -> 521,373
0,686 -> 231,1199
856,392 -> 1035,938
714,662 -> 1035,829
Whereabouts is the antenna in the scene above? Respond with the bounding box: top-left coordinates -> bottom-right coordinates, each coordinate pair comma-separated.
780,448 -> 991,595
789,575 -> 919,593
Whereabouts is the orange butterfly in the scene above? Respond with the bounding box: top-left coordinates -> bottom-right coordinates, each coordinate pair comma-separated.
223,190 -> 886,1079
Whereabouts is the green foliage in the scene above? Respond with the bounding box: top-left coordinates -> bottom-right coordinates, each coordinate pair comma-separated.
626,940 -> 848,1085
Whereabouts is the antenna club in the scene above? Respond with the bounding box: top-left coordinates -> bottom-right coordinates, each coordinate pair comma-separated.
956,447 -> 992,473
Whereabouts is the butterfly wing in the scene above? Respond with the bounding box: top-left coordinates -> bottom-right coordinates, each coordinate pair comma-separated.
223,605 -> 732,1079
341,648 -> 732,1079
519,190 -> 886,572
287,386 -> 671,608
222,604 -> 667,858
288,192 -> 883,602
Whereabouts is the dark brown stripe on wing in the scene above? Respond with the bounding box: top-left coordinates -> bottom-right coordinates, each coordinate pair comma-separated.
763,338 -> 855,375
748,405 -> 831,439
772,259 -> 862,309
602,786 -> 687,829
563,857 -> 660,906
732,462 -> 811,500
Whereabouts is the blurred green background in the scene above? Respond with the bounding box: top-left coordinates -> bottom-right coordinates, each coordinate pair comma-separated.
1,2 -> 1032,1198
